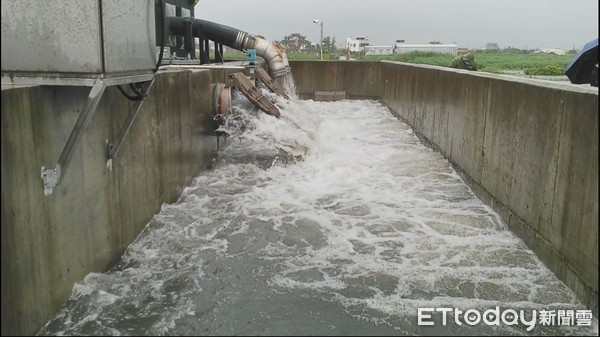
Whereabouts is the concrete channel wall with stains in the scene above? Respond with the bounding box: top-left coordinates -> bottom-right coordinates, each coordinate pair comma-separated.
290,60 -> 598,319
1,67 -> 242,336
1,60 -> 597,335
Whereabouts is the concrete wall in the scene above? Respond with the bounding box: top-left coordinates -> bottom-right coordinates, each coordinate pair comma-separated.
291,60 -> 598,315
290,61 -> 380,99
0,68 -> 238,336
378,61 -> 598,315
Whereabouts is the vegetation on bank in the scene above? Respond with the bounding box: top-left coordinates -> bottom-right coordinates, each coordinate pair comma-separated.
522,65 -> 565,76
365,50 -> 575,75
211,49 -> 576,75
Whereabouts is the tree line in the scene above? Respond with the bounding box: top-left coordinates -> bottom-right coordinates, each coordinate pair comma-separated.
277,33 -> 338,54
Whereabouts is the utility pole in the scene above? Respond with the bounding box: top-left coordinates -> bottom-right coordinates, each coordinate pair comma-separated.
313,19 -> 324,60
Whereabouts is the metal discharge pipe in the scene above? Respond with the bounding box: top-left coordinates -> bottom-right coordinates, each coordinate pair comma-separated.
168,17 -> 291,78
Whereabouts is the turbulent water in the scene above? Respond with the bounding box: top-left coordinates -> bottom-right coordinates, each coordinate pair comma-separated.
39,88 -> 597,336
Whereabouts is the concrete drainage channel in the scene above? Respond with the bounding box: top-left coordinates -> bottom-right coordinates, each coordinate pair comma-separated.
1,1 -> 598,335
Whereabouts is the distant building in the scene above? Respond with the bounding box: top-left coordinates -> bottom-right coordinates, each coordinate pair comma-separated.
485,43 -> 499,50
457,47 -> 469,54
364,46 -> 393,55
540,48 -> 566,55
393,42 -> 459,55
346,36 -> 371,52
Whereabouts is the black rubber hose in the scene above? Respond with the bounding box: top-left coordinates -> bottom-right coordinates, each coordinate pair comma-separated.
155,0 -> 166,72
117,85 -> 145,101
168,17 -> 248,50
129,82 -> 148,98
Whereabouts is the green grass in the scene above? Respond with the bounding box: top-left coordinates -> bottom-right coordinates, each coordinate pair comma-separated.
287,53 -> 323,60
472,51 -> 575,73
208,51 -> 247,60
363,50 -> 576,74
208,50 -> 577,74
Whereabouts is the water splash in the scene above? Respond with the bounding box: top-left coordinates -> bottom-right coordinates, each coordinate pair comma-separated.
279,72 -> 298,99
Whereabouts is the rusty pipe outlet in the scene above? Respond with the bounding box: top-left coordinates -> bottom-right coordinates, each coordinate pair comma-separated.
241,36 -> 291,78
212,82 -> 232,125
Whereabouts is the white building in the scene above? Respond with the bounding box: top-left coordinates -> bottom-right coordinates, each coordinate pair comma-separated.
393,43 -> 459,55
364,46 -> 393,55
346,36 -> 370,52
486,43 -> 499,50
540,48 -> 566,55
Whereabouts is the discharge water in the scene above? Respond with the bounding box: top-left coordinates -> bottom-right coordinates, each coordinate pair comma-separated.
39,89 -> 597,336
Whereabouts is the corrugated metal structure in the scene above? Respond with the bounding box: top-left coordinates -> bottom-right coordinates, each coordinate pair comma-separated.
485,42 -> 499,50
1,0 -> 166,196
365,46 -> 394,55
393,43 -> 459,55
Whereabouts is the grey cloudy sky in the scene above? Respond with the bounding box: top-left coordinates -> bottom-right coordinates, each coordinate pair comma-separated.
195,0 -> 598,50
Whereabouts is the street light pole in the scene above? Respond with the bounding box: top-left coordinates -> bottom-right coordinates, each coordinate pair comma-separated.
313,19 -> 324,60
319,21 -> 323,61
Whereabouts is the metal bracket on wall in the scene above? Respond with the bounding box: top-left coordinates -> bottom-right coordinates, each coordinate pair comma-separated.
41,81 -> 107,196
107,78 -> 156,160
38,74 -> 155,196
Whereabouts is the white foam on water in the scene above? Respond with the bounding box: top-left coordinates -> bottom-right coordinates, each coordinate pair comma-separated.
38,90 -> 598,336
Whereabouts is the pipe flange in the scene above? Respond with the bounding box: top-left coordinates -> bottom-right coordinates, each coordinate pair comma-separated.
213,82 -> 232,125
270,66 -> 292,78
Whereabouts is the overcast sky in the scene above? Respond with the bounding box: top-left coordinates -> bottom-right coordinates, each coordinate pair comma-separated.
195,0 -> 598,50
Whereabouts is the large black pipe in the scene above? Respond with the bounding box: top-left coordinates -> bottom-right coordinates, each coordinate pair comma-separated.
168,17 -> 246,49
168,17 -> 291,78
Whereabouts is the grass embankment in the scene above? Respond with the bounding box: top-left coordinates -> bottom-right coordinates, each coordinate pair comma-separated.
213,50 -> 576,75
364,50 -> 576,75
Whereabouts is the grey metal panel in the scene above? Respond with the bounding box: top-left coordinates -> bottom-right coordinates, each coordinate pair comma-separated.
101,0 -> 157,73
1,1 -> 103,73
1,0 -> 157,75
